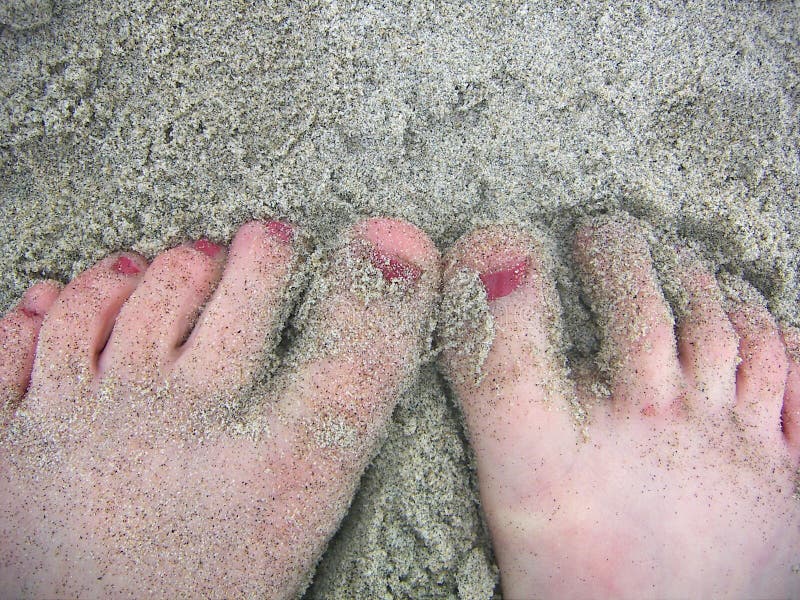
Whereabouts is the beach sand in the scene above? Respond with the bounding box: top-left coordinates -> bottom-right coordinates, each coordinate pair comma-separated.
1,0 -> 798,597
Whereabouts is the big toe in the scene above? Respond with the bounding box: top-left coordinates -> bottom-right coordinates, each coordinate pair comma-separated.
234,217 -> 440,596
274,217 -> 440,452
439,225 -> 577,470
437,225 -> 578,587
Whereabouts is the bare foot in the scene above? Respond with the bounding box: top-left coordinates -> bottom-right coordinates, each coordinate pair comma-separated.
0,218 -> 439,598
440,217 -> 800,599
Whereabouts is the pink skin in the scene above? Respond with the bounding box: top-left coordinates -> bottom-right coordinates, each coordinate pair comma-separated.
782,328 -> 800,453
0,218 -> 439,598
1,282 -> 62,406
442,221 -> 800,599
6,213 -> 797,597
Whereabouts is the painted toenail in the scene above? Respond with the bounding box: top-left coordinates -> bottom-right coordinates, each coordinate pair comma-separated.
194,239 -> 223,258
369,246 -> 422,283
479,258 -> 528,301
113,255 -> 142,275
265,220 -> 295,244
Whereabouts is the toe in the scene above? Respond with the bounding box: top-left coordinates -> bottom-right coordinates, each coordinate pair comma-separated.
98,240 -> 225,387
673,248 -> 738,413
781,325 -> 800,460
231,218 -> 438,589
277,217 -> 439,439
728,298 -> 788,440
0,281 -> 61,409
438,225 -> 577,505
169,221 -> 301,404
573,215 -> 682,416
28,254 -> 147,407
261,216 -> 440,492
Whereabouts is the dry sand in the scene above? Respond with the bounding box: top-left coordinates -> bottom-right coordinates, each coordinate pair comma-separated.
1,0 -> 798,597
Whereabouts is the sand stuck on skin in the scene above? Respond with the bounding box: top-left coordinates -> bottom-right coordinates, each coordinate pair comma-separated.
2,1 -> 799,597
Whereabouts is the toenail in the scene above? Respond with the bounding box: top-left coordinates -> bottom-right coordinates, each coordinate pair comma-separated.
479,258 -> 528,301
265,220 -> 295,244
113,255 -> 142,276
369,246 -> 422,283
194,239 -> 223,258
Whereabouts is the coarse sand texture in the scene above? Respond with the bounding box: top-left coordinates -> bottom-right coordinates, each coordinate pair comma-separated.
2,0 -> 799,597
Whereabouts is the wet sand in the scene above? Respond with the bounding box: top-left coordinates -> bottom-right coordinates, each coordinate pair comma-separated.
2,1 -> 798,597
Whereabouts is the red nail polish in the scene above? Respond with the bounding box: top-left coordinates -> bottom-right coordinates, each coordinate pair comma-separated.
479,259 -> 528,301
265,220 -> 295,244
194,239 -> 223,258
370,248 -> 422,283
113,255 -> 141,275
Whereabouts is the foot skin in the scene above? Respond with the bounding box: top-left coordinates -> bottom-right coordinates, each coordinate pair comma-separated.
440,218 -> 800,599
0,218 -> 440,598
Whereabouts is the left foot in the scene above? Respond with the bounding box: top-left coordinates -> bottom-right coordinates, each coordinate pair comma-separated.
439,217 -> 800,599
0,217 -> 440,598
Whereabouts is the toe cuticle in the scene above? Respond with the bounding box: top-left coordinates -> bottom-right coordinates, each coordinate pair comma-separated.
20,306 -> 42,318
369,246 -> 422,284
265,220 -> 295,244
479,258 -> 529,301
194,239 -> 223,258
113,255 -> 142,276
355,217 -> 435,284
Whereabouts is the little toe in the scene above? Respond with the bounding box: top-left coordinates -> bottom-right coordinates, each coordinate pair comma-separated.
98,240 -> 225,387
438,225 -> 576,498
781,325 -> 800,459
0,281 -> 61,409
728,297 -> 788,441
673,248 -> 738,412
27,254 -> 147,408
573,215 -> 682,416
169,221 -> 301,404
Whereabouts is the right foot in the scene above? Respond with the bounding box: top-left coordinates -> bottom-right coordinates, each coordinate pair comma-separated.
0,218 -> 440,598
440,217 -> 800,599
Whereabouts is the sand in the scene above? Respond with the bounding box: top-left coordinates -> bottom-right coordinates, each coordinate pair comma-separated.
1,0 -> 798,597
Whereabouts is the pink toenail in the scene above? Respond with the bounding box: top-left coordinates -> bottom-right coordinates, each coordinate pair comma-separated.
479,259 -> 529,301
370,247 -> 422,283
194,239 -> 223,258
113,255 -> 141,275
265,220 -> 295,244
